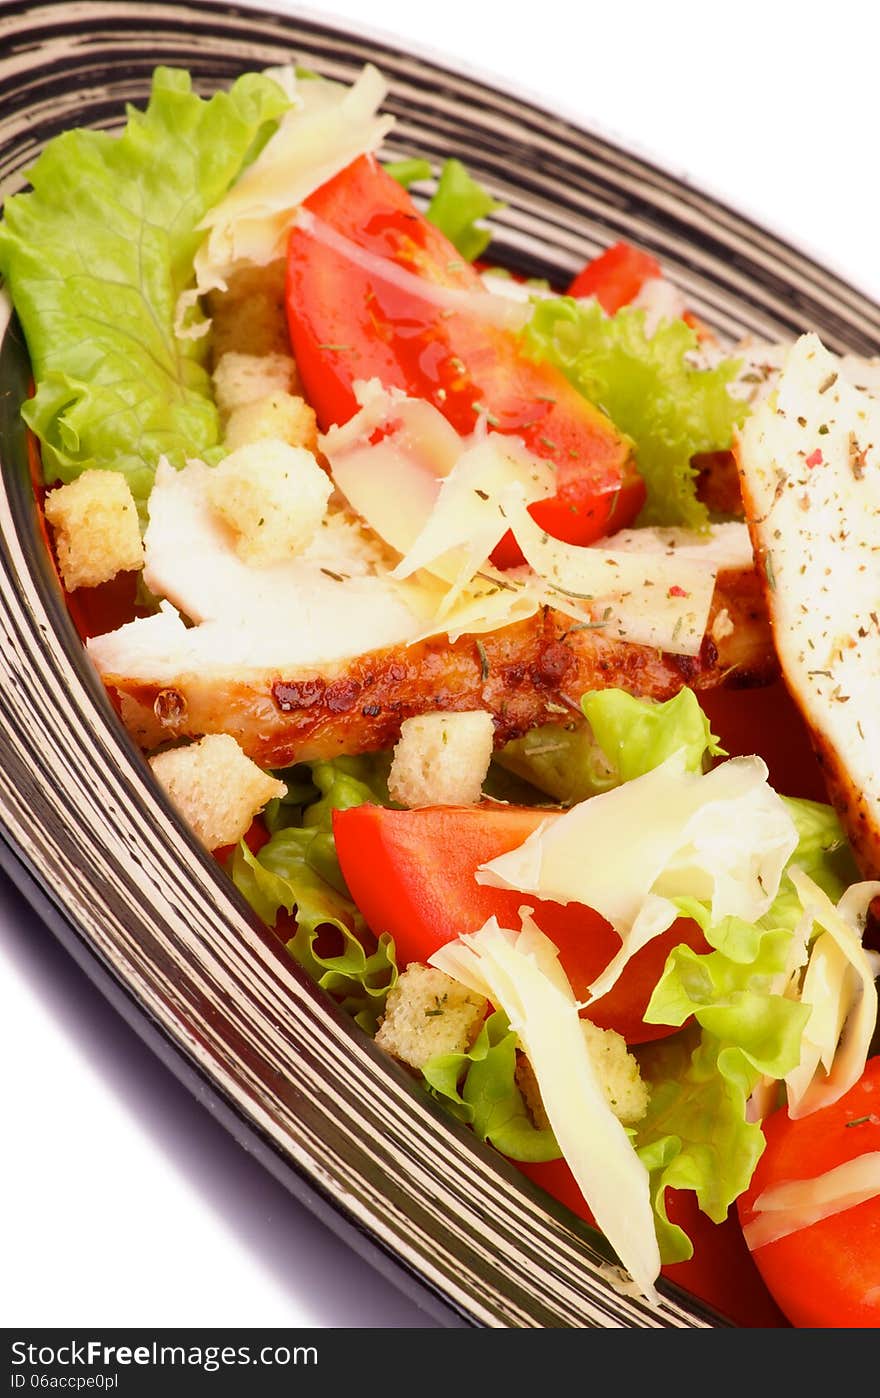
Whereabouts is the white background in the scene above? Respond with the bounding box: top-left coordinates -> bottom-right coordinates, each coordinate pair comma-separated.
2,0 -> 878,1331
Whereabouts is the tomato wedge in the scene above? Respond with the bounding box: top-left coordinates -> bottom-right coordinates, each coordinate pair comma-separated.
736,1056 -> 880,1328
568,239 -> 713,343
285,155 -> 644,560
332,801 -> 706,1044
567,241 -> 663,313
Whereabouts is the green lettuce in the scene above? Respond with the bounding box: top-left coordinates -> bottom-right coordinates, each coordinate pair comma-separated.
0,66 -> 290,505
768,796 -> 858,928
632,790 -> 856,1259
423,1011 -> 559,1161
634,1029 -> 775,1262
493,686 -> 724,805
491,720 -> 608,806
582,687 -> 725,784
229,755 -> 396,1032
523,297 -> 747,530
475,686 -> 863,1262
426,158 -> 505,261
385,154 -> 503,260
384,157 -> 433,189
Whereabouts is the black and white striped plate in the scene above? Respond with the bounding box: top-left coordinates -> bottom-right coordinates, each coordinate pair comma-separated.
1,0 -> 878,1331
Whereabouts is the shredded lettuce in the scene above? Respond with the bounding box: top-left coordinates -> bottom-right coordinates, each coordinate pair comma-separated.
523,297 -> 747,530
229,754 -> 396,1032
0,66 -> 290,505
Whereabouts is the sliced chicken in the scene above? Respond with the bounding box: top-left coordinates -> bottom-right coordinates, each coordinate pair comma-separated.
86,436 -> 776,768
93,565 -> 773,768
736,333 -> 880,876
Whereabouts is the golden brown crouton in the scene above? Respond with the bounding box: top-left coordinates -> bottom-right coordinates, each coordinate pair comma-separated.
206,260 -> 291,363
516,1020 -> 649,1128
388,711 -> 495,808
148,732 -> 286,851
223,391 -> 319,456
374,963 -> 488,1071
206,439 -> 332,565
212,351 -> 299,419
43,470 -> 143,592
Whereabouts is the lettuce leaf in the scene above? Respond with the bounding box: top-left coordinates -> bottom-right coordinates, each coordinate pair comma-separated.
229,754 -> 396,1032
634,1029 -> 772,1262
523,297 -> 747,530
645,907 -> 808,1051
425,158 -> 505,262
493,686 -> 724,805
264,752 -> 392,838
384,157 -> 433,189
0,66 -> 290,505
492,687 -> 860,1259
386,154 -> 503,260
491,719 -> 611,806
582,687 -> 725,784
423,1011 -> 560,1161
767,796 -> 859,928
632,792 -> 854,1258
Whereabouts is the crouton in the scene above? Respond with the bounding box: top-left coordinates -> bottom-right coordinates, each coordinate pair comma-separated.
43,470 -> 143,592
206,440 -> 332,565
148,732 -> 286,851
374,963 -> 488,1071
207,260 -> 290,363
212,351 -> 299,418
223,391 -> 319,456
388,710 -> 495,808
516,1019 -> 649,1128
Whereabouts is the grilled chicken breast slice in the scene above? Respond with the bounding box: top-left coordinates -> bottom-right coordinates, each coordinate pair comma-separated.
94,565 -> 773,768
736,333 -> 880,876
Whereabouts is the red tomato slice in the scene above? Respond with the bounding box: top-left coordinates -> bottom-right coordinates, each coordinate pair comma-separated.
517,1157 -> 788,1327
736,1057 -> 880,1328
285,155 -> 644,561
332,802 -> 706,1044
568,241 -> 715,343
567,241 -> 663,313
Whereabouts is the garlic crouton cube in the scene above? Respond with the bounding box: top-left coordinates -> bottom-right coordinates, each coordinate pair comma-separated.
580,1018 -> 649,1124
207,260 -> 290,362
223,391 -> 318,455
212,351 -> 299,418
388,711 -> 495,808
374,964 -> 488,1071
515,1019 -> 649,1128
43,470 -> 143,592
148,732 -> 286,851
207,440 -> 332,565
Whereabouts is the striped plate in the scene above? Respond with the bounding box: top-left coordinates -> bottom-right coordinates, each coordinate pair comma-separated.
1,0 -> 877,1331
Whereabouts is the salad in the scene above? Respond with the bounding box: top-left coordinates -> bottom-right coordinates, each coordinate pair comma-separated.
1,59 -> 879,1330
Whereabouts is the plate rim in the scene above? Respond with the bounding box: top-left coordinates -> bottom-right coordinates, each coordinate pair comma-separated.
4,0 -> 876,1332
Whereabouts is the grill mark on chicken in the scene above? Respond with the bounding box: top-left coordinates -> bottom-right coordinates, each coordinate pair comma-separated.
104,567 -> 775,768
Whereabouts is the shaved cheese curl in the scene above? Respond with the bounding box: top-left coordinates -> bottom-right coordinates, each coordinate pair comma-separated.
784,869 -> 880,1119
477,754 -> 798,1002
430,913 -> 661,1301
